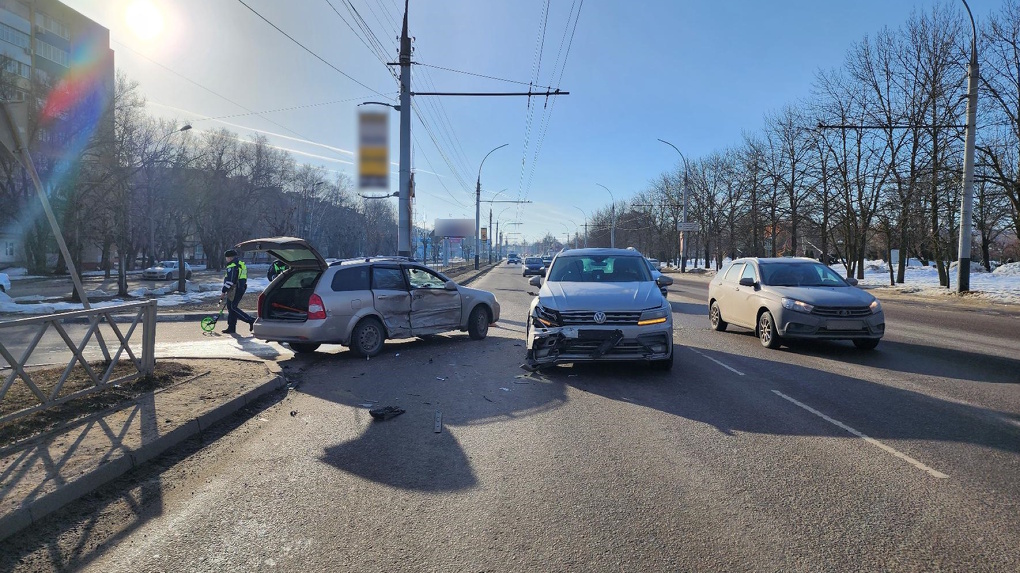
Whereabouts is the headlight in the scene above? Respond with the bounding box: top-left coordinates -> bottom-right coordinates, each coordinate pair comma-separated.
781,297 -> 814,313
869,299 -> 882,314
638,307 -> 669,326
533,305 -> 560,327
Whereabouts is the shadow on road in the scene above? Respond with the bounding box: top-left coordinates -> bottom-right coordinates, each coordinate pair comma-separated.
669,300 -> 707,316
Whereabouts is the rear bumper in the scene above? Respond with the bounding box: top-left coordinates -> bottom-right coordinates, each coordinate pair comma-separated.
526,322 -> 673,366
523,269 -> 543,276
253,318 -> 331,344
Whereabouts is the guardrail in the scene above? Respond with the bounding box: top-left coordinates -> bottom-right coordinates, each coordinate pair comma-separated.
0,300 -> 157,425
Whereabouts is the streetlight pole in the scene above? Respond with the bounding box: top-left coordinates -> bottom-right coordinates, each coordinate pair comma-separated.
476,143 -> 508,270
595,183 -> 615,248
957,0 -> 979,293
397,0 -> 413,257
657,138 -> 691,272
572,206 -> 588,247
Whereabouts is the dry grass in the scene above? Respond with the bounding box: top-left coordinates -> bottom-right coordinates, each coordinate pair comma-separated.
0,361 -> 195,447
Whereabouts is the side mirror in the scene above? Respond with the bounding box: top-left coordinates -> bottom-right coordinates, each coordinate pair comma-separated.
444,280 -> 458,290
846,277 -> 859,286
739,277 -> 757,287
656,275 -> 673,287
528,275 -> 543,288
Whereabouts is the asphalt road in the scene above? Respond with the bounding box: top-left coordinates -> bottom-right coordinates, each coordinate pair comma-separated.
5,264 -> 1020,571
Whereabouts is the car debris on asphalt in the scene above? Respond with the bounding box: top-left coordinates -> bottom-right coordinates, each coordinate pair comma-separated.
369,406 -> 405,420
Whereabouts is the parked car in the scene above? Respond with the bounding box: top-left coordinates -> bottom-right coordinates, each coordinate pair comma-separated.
237,237 -> 501,356
542,255 -> 553,267
524,248 -> 674,370
707,257 -> 885,350
507,253 -> 521,264
522,257 -> 545,277
0,272 -> 10,294
142,260 -> 192,280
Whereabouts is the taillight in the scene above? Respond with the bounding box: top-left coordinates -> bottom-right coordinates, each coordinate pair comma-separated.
257,292 -> 265,318
307,294 -> 326,320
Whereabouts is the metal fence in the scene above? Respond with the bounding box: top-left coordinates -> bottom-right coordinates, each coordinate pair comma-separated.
0,300 -> 157,425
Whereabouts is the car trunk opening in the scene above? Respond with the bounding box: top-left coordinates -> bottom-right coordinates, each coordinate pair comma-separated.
260,269 -> 322,321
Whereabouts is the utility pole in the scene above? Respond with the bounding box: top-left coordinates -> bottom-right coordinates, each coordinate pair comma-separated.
397,0 -> 412,257
957,0 -> 978,293
657,139 -> 690,272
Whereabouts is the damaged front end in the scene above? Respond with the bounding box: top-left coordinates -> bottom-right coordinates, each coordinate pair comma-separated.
523,305 -> 672,370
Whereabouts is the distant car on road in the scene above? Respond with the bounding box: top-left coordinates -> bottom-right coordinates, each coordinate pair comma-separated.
142,261 -> 192,280
542,255 -> 553,267
507,253 -> 521,264
0,272 -> 10,294
523,257 -> 545,277
238,237 -> 501,356
524,248 -> 674,370
645,258 -> 667,297
707,257 -> 885,350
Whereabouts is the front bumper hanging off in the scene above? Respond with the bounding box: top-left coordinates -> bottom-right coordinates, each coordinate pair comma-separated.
523,324 -> 672,370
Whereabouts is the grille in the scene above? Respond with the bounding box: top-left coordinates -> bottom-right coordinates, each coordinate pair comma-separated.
559,311 -> 641,325
810,306 -> 872,318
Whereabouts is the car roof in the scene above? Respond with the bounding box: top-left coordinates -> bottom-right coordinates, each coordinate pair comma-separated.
734,257 -> 820,265
554,248 -> 645,257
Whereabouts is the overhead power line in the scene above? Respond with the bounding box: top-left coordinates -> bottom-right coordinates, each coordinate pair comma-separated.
236,0 -> 386,96
415,63 -> 556,90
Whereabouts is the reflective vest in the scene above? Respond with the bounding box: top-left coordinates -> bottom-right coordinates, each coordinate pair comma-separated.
231,260 -> 248,280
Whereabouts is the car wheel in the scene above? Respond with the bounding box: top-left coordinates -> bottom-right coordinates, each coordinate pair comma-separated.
468,305 -> 490,340
350,317 -> 385,357
165,272 -> 173,280
650,348 -> 673,371
186,271 -> 192,279
709,301 -> 728,332
758,310 -> 782,349
289,342 -> 321,354
853,338 -> 880,350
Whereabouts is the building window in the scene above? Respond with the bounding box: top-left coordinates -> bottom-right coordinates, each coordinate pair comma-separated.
4,241 -> 14,257
34,38 -> 68,67
3,59 -> 29,78
0,1 -> 31,20
35,12 -> 70,40
0,22 -> 31,50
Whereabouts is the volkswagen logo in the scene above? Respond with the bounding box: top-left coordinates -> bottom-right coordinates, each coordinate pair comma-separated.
839,309 -> 850,317
593,311 -> 607,324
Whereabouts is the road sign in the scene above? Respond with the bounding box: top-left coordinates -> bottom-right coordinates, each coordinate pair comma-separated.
677,222 -> 699,232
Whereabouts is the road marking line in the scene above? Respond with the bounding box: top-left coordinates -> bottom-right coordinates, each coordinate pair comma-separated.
690,348 -> 745,376
771,390 -> 949,479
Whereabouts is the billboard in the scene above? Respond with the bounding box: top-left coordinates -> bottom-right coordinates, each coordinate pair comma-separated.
481,227 -> 488,241
358,111 -> 388,189
434,218 -> 475,238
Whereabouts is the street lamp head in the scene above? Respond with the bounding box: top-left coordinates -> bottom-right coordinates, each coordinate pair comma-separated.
359,101 -> 401,111
179,124 -> 192,132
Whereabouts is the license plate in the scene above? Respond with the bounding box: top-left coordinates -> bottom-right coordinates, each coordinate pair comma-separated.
826,320 -> 863,330
578,329 -> 617,340
561,327 -> 579,339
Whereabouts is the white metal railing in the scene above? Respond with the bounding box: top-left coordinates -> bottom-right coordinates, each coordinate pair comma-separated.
0,300 -> 157,424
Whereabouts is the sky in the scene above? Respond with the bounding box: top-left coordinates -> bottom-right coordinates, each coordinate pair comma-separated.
61,0 -> 1002,247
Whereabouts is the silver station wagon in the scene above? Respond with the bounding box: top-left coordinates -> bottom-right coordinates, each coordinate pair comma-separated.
237,238 -> 501,355
708,257 -> 885,350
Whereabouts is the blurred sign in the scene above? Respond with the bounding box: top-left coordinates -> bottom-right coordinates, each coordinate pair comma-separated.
481,227 -> 488,241
359,111 -> 388,189
434,218 -> 474,238
677,222 -> 699,232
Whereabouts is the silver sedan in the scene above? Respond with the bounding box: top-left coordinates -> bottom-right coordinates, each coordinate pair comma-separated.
708,257 -> 885,350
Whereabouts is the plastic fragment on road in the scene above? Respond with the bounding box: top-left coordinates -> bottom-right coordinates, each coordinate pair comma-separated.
436,376 -> 447,381
434,410 -> 443,433
500,387 -> 510,392
395,353 -> 400,357
483,395 -> 493,402
290,411 -> 297,417
369,406 -> 405,421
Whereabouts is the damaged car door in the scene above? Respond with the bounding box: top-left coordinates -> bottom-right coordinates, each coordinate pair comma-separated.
371,265 -> 411,339
405,265 -> 461,335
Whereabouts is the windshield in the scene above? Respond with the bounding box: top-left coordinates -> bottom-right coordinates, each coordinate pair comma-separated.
160,261 -> 176,268
759,262 -> 849,287
547,255 -> 653,283
525,257 -> 542,265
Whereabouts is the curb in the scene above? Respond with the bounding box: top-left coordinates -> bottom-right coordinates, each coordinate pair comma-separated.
0,361 -> 287,542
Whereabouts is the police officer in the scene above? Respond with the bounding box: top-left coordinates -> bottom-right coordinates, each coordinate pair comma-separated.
220,249 -> 255,334
267,259 -> 287,281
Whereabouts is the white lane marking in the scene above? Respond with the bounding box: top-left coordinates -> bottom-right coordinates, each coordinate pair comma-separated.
690,348 -> 745,376
771,390 -> 949,479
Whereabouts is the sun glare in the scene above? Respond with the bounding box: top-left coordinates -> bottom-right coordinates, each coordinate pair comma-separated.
125,0 -> 164,42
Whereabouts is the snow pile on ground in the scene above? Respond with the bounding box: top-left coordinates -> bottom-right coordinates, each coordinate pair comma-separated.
993,262 -> 1020,276
2,267 -> 28,277
948,260 -> 990,273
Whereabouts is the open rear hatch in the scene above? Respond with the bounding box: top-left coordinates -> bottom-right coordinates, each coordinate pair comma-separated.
235,237 -> 328,321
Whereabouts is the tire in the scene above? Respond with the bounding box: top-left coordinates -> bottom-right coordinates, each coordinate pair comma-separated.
709,301 -> 727,332
853,338 -> 880,350
467,305 -> 490,340
165,272 -> 173,280
758,310 -> 782,349
350,317 -> 386,357
186,271 -> 192,279
289,342 -> 321,354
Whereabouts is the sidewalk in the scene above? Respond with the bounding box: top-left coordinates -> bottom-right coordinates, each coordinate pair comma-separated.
0,357 -> 287,541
